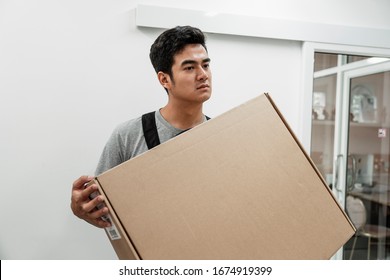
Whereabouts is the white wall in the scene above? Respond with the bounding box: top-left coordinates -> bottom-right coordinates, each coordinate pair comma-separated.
0,0 -> 389,259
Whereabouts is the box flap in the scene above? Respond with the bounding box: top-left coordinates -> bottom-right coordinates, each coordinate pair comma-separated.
264,93 -> 355,230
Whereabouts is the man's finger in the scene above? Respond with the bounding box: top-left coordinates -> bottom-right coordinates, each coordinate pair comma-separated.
83,194 -> 105,213
72,175 -> 93,190
81,183 -> 99,201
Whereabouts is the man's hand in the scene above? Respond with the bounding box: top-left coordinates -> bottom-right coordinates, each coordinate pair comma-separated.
71,175 -> 111,228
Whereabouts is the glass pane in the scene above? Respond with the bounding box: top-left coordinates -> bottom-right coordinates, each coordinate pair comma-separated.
347,55 -> 370,64
311,74 -> 337,188
346,70 -> 390,260
314,52 -> 338,71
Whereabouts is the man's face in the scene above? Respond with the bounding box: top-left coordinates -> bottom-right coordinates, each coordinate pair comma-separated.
163,44 -> 212,104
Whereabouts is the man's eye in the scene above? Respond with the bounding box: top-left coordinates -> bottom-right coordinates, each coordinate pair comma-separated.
185,66 -> 194,70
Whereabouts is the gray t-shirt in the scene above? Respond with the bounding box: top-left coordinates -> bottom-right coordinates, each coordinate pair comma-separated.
95,110 -> 207,175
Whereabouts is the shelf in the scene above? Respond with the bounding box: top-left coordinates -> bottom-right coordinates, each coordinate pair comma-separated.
312,120 -> 335,126
350,122 -> 389,128
312,119 -> 389,129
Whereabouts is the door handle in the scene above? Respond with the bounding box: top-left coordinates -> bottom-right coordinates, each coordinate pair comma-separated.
347,155 -> 357,192
334,154 -> 343,192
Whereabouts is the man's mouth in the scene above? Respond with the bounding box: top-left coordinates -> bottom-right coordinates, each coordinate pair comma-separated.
197,84 -> 209,89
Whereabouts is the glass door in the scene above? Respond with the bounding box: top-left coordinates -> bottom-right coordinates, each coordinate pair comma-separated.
311,53 -> 339,192
343,61 -> 390,260
310,53 -> 390,260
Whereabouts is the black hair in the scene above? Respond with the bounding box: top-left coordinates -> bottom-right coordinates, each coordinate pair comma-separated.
149,26 -> 207,78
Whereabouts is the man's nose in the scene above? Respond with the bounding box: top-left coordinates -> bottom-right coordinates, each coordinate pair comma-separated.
197,67 -> 208,80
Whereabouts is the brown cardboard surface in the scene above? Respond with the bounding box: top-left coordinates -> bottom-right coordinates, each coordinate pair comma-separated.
96,93 -> 355,260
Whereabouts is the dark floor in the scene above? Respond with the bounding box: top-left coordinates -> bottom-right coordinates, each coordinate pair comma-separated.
343,235 -> 390,260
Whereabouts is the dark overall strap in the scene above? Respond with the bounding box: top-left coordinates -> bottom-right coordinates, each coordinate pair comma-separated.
142,111 -> 161,150
142,111 -> 211,150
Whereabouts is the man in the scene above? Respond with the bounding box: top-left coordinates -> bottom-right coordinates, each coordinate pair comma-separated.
71,26 -> 212,228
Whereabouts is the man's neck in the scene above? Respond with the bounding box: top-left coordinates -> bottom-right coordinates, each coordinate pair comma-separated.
160,102 -> 204,130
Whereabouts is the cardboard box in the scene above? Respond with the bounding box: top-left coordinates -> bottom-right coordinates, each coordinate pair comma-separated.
93,93 -> 355,260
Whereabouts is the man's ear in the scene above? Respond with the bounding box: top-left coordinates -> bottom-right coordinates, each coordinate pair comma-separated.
157,71 -> 171,91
